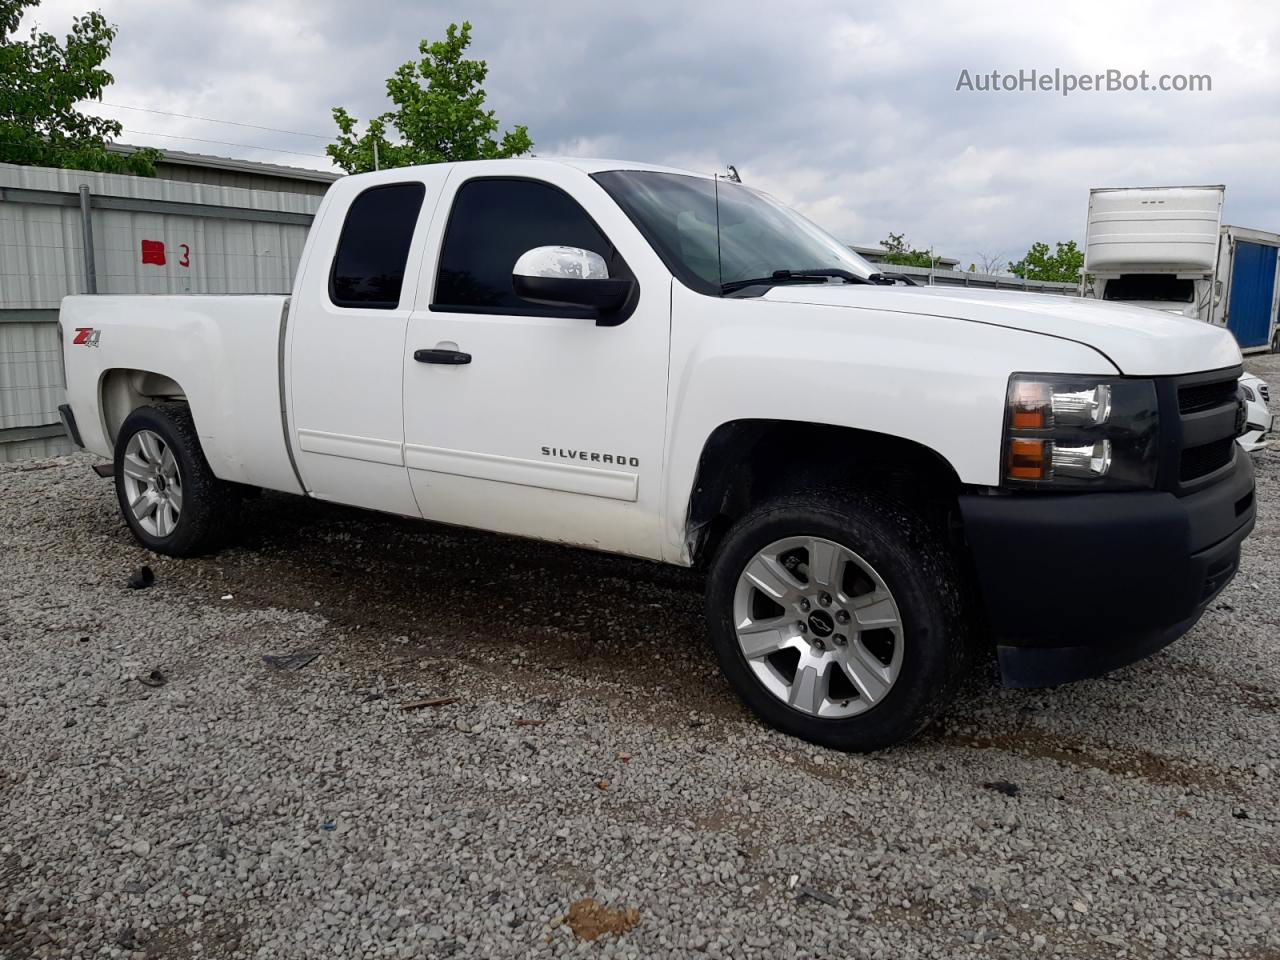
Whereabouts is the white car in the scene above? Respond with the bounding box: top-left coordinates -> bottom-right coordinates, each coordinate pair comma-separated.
57,158 -> 1257,751
1238,373 -> 1273,452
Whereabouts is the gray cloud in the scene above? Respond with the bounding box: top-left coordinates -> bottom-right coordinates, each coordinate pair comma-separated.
23,0 -> 1280,268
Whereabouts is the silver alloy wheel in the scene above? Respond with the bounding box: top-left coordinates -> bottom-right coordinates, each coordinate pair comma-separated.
121,429 -> 183,538
732,536 -> 904,719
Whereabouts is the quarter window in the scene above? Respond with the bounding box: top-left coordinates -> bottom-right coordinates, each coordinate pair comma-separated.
434,178 -> 631,314
330,182 -> 426,309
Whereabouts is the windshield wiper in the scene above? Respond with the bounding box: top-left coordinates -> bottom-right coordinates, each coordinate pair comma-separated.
720,268 -> 872,294
866,271 -> 920,287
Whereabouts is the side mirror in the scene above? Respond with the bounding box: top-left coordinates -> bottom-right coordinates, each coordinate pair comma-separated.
512,246 -> 634,324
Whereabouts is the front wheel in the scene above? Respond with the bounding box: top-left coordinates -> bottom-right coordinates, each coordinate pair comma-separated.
114,403 -> 237,556
705,490 -> 969,751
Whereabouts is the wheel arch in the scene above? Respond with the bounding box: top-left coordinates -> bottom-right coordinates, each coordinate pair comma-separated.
683,419 -> 964,567
99,368 -> 189,446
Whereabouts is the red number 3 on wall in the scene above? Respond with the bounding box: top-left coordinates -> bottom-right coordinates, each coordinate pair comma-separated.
178,243 -> 191,268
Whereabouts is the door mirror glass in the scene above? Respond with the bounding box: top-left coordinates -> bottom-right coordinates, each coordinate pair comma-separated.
512,245 -> 634,324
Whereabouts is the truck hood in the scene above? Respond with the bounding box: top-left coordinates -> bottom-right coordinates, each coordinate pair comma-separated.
760,284 -> 1241,376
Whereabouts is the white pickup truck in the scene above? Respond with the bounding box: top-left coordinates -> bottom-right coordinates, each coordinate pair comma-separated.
59,158 -> 1257,750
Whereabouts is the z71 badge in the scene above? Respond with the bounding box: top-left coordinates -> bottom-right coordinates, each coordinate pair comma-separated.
72,327 -> 101,347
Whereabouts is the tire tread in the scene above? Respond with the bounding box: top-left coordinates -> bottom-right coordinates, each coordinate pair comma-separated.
706,486 -> 970,751
113,402 -> 237,556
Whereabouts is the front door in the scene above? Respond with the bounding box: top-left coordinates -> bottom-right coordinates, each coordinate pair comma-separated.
402,167 -> 670,559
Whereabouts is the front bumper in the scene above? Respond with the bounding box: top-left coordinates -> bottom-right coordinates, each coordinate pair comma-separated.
959,452 -> 1256,688
1237,409 -> 1273,453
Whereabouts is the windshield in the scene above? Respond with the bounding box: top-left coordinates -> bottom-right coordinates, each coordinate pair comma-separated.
593,170 -> 875,295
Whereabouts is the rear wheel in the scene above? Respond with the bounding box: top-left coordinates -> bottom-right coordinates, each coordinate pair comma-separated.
705,490 -> 968,751
114,403 -> 237,556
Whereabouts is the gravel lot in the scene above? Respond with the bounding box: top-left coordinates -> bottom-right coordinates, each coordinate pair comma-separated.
3,355 -> 1278,960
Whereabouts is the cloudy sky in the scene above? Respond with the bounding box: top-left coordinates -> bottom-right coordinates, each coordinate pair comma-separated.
20,0 -> 1280,270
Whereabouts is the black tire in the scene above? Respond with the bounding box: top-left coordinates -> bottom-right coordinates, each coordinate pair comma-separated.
113,402 -> 238,557
705,489 -> 969,751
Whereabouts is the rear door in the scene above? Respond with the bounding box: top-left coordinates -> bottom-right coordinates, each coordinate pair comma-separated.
1227,240 -> 1279,349
287,170 -> 447,514
401,164 -> 672,559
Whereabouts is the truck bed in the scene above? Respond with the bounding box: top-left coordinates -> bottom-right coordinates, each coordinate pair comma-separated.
59,294 -> 302,495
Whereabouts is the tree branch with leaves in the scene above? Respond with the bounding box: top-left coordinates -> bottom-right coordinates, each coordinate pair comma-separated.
878,232 -> 935,269
1008,241 -> 1084,283
327,21 -> 533,174
0,0 -> 160,174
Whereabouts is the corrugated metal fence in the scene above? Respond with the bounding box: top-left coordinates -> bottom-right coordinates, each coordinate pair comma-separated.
0,162 -> 321,461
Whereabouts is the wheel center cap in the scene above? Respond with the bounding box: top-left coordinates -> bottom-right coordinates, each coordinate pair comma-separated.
807,609 -> 834,638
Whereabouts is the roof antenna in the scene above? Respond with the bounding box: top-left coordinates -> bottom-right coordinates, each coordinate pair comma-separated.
714,171 -> 723,291
725,164 -> 741,183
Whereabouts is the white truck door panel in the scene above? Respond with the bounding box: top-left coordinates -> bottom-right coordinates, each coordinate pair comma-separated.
287,172 -> 447,515
402,166 -> 671,559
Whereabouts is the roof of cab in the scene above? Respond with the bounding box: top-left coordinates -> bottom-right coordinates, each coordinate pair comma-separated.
338,156 -> 710,186
544,157 -> 707,177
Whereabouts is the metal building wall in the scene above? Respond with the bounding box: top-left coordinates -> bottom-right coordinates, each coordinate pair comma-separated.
0,161 -> 323,461
152,161 -> 331,196
0,319 -> 63,433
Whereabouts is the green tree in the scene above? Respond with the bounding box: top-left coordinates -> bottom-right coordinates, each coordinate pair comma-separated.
878,232 -> 935,268
0,0 -> 159,174
1009,240 -> 1084,283
328,21 -> 533,174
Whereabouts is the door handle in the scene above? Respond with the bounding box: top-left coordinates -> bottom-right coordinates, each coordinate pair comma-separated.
414,348 -> 471,365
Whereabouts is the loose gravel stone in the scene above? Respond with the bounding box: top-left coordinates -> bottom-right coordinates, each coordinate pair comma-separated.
1,354 -> 1277,959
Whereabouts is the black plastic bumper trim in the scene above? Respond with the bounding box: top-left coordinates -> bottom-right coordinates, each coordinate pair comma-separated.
995,526 -> 1241,687
960,453 -> 1255,687
57,403 -> 84,448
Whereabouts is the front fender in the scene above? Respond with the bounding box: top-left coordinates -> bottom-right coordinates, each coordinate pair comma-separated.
659,284 -> 1118,563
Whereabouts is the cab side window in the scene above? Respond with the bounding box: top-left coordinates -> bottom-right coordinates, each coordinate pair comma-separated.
330,182 -> 426,309
433,178 -> 631,314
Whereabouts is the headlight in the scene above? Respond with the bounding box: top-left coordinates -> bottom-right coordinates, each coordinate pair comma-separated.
1003,374 -> 1159,490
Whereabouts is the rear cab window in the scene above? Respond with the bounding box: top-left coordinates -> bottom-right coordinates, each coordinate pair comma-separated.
330,182 -> 426,309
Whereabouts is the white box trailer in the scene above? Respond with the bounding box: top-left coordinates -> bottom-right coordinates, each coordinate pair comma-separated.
1082,185 -> 1224,323
1082,185 -> 1279,354
1085,185 -> 1225,275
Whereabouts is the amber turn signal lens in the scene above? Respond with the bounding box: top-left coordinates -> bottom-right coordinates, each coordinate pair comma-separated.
1007,438 -> 1048,480
1008,380 -> 1052,432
